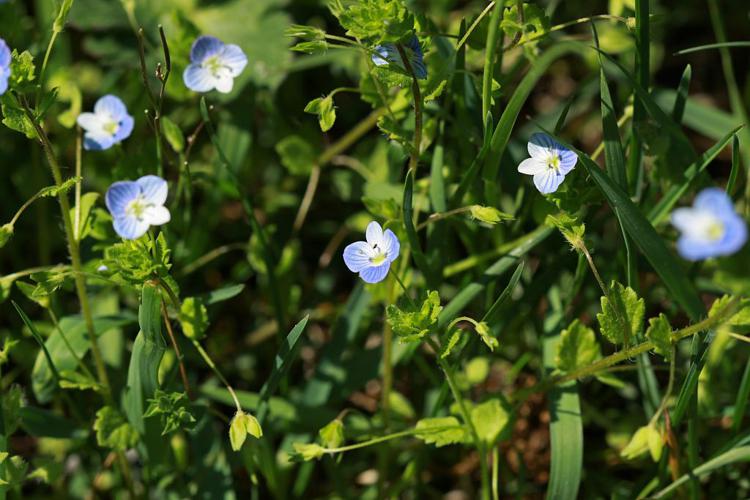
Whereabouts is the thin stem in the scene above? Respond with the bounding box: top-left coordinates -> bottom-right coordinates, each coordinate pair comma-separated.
427,336 -> 490,500
651,347 -> 677,423
321,426 -> 463,455
292,166 -> 321,231
74,128 -> 82,238
161,300 -> 192,398
396,43 -> 423,173
191,339 -> 242,412
179,242 -> 247,276
416,206 -> 474,231
492,446 -> 500,500
390,271 -> 417,309
456,1 -> 496,51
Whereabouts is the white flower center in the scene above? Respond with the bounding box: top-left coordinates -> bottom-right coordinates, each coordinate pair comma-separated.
103,119 -> 119,136
546,154 -> 561,172
203,55 -> 228,77
369,243 -> 387,265
685,212 -> 726,242
125,195 -> 149,220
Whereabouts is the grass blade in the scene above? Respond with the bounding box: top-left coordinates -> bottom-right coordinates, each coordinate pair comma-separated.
647,125 -> 742,225
652,445 -> 750,498
727,134 -> 740,195
483,261 -> 525,325
672,65 -> 692,123
256,315 -> 309,423
403,169 -> 434,285
675,41 -> 750,55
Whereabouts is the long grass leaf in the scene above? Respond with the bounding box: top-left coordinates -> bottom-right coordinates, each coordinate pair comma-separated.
403,170 -> 433,285
652,446 -> 750,498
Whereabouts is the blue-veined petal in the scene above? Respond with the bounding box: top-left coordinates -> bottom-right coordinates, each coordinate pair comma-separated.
557,149 -> 578,175
113,114 -> 134,143
113,215 -> 150,240
533,170 -> 565,194
360,261 -> 390,283
372,45 -> 391,66
343,241 -> 375,273
105,181 -> 139,217
676,236 -> 713,261
220,44 -> 248,76
94,95 -> 128,121
383,229 -> 400,262
527,132 -> 559,158
183,64 -> 216,92
136,175 -> 168,206
190,36 -> 224,64
717,213 -> 747,255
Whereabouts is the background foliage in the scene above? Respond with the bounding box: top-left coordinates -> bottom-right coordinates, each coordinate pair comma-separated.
2,0 -> 750,498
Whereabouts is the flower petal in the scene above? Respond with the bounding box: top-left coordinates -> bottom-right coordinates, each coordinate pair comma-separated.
76,112 -> 104,133
532,170 -> 565,194
183,64 -> 216,92
190,35 -> 224,64
670,208 -> 702,234
94,95 -> 128,120
105,181 -> 139,216
343,241 -> 374,273
213,73 -> 235,94
113,114 -> 134,143
0,38 -> 10,69
717,213 -> 748,256
517,157 -> 547,175
557,149 -> 578,175
136,175 -> 168,206
220,44 -> 248,76
83,132 -> 116,151
372,45 -> 390,66
113,215 -> 150,240
365,221 -> 384,247
143,205 -> 171,226
0,68 -> 9,96
527,132 -> 559,158
694,187 -> 735,216
360,261 -> 390,284
383,229 -> 400,262
676,236 -> 712,261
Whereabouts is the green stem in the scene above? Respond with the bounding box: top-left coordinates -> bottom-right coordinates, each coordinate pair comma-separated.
482,0 -> 505,120
396,43 -> 423,173
456,1 -> 497,51
322,425 -> 463,455
191,339 -> 242,412
426,337 -> 490,500
416,206 -> 474,231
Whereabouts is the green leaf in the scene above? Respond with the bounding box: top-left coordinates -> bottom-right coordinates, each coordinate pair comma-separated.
94,406 -> 138,452
645,314 -> 673,360
144,390 -> 196,435
304,95 -> 336,132
9,50 -> 36,90
330,0 -> 414,44
275,135 -> 317,175
545,212 -> 585,250
386,290 -> 442,342
597,282 -> 645,346
71,192 -> 100,241
556,320 -> 600,372
2,386 -> 23,436
52,0 -> 74,33
290,442 -> 326,462
58,370 -> 103,393
500,2 -> 550,44
414,417 -> 466,447
0,93 -> 37,138
179,297 -> 209,340
653,445 -> 750,498
470,399 -> 509,445
161,116 -> 185,153
31,314 -> 135,403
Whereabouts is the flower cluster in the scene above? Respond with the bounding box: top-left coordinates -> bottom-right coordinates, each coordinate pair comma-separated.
0,37 -> 10,96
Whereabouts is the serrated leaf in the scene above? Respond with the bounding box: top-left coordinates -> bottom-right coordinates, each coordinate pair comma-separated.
94,406 -> 139,452
386,290 -> 442,342
645,314 -> 673,360
414,417 -> 466,447
596,281 -> 645,346
556,319 -> 600,372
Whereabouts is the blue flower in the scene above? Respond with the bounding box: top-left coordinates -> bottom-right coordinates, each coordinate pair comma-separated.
76,95 -> 134,151
671,188 -> 747,261
105,175 -> 171,240
183,36 -> 248,94
0,38 -> 10,96
343,221 -> 400,284
517,132 -> 578,194
371,35 -> 427,80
